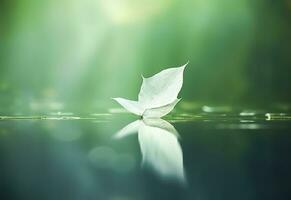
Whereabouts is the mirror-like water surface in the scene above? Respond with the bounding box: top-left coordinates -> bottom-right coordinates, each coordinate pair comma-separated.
0,110 -> 291,200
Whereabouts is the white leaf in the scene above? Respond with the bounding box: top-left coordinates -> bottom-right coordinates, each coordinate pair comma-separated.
138,63 -> 186,108
112,98 -> 144,116
138,123 -> 185,183
142,99 -> 180,118
112,63 -> 187,118
114,119 -> 186,183
143,118 -> 180,137
113,120 -> 141,139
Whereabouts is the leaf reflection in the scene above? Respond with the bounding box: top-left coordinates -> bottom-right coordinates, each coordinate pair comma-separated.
114,118 -> 186,184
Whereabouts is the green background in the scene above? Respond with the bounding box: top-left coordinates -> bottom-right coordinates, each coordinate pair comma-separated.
1,0 -> 290,113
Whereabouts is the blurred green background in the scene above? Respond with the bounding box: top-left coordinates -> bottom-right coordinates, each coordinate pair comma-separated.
0,0 -> 290,114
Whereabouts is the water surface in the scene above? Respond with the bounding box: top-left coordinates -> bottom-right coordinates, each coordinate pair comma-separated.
0,110 -> 291,200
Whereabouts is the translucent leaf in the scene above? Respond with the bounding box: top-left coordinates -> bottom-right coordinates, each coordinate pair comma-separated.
142,99 -> 180,118
113,120 -> 141,139
143,118 -> 180,137
112,98 -> 144,116
138,122 -> 185,183
112,63 -> 187,118
114,119 -> 185,183
138,63 -> 186,108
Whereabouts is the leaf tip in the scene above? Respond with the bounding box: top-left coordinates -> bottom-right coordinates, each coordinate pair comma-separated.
181,61 -> 189,69
111,97 -> 120,102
